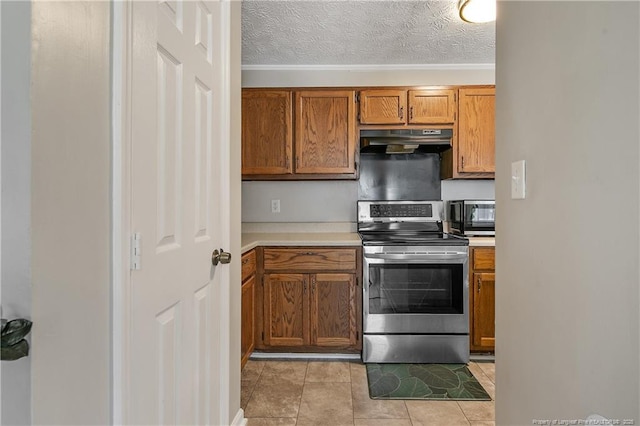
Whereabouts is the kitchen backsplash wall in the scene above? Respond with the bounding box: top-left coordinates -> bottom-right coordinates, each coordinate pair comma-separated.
242,181 -> 359,222
441,179 -> 495,201
241,179 -> 495,223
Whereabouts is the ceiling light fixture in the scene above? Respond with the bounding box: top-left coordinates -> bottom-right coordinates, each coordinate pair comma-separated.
458,0 -> 496,23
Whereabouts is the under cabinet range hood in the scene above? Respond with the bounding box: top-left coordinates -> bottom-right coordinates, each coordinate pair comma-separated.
360,128 -> 453,154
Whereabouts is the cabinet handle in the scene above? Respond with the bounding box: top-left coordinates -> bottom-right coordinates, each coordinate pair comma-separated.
303,252 -> 317,256
477,277 -> 482,293
242,258 -> 249,265
410,106 -> 414,120
399,106 -> 404,119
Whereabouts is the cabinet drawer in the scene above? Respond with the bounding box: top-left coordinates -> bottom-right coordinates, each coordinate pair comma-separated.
264,248 -> 356,271
472,248 -> 495,271
241,250 -> 257,282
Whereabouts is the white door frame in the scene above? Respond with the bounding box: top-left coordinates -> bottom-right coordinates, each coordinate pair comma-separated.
110,1 -> 237,423
111,1 -> 132,425
111,1 -> 131,422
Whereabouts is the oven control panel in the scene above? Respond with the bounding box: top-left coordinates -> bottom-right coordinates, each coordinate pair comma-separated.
370,203 -> 432,218
358,201 -> 443,222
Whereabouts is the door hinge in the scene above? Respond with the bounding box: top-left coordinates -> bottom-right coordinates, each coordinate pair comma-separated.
461,156 -> 465,170
130,232 -> 141,270
356,92 -> 360,103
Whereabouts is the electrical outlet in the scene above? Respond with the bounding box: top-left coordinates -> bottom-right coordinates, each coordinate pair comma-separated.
271,199 -> 281,213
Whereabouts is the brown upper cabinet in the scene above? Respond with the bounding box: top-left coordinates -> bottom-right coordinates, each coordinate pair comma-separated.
359,89 -> 456,125
241,88 -> 357,180
241,90 -> 293,176
442,87 -> 495,179
295,91 -> 357,175
242,86 -> 495,180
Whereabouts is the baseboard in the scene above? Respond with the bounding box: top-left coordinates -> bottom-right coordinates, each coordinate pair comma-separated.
470,353 -> 495,362
250,352 -> 361,361
231,408 -> 247,426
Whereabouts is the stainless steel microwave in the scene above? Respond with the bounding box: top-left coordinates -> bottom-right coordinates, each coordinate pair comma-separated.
448,200 -> 495,236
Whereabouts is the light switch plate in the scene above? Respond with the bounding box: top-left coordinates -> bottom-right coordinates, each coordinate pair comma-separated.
511,160 -> 526,199
271,199 -> 281,213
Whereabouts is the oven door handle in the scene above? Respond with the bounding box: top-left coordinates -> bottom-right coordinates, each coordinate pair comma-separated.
364,251 -> 468,261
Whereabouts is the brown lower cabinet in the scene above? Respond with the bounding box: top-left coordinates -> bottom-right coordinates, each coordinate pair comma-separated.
470,247 -> 496,352
255,247 -> 362,353
241,250 -> 257,368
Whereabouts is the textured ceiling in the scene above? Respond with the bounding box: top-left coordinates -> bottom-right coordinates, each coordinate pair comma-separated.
241,0 -> 496,67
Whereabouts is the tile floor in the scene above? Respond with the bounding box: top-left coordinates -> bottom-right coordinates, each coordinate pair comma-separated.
241,360 -> 495,426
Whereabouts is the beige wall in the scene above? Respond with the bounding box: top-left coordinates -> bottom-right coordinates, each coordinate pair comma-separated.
30,2 -> 111,424
495,1 -> 639,424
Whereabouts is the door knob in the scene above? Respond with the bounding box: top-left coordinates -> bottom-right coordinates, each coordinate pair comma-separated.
212,248 -> 232,266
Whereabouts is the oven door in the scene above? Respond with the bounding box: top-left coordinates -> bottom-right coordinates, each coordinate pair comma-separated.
363,245 -> 469,334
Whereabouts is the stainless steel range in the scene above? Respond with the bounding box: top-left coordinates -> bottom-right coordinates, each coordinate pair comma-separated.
358,200 -> 470,364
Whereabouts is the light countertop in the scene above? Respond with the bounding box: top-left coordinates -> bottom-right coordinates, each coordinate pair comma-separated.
241,221 -> 494,253
242,233 -> 494,253
241,232 -> 361,253
468,237 -> 496,247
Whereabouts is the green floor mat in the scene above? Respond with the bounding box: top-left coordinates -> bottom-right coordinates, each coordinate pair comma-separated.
366,363 -> 492,400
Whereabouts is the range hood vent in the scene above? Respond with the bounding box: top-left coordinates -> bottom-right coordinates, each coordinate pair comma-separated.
360,128 -> 453,154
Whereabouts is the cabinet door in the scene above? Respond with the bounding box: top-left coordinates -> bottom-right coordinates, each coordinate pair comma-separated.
295,90 -> 357,174
458,88 -> 495,174
241,275 -> 255,368
359,89 -> 407,124
242,90 -> 293,175
310,273 -> 357,347
263,273 -> 309,346
472,272 -> 495,349
408,89 -> 456,124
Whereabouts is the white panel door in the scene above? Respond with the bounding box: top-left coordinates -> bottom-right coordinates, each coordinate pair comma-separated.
129,1 -> 228,424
